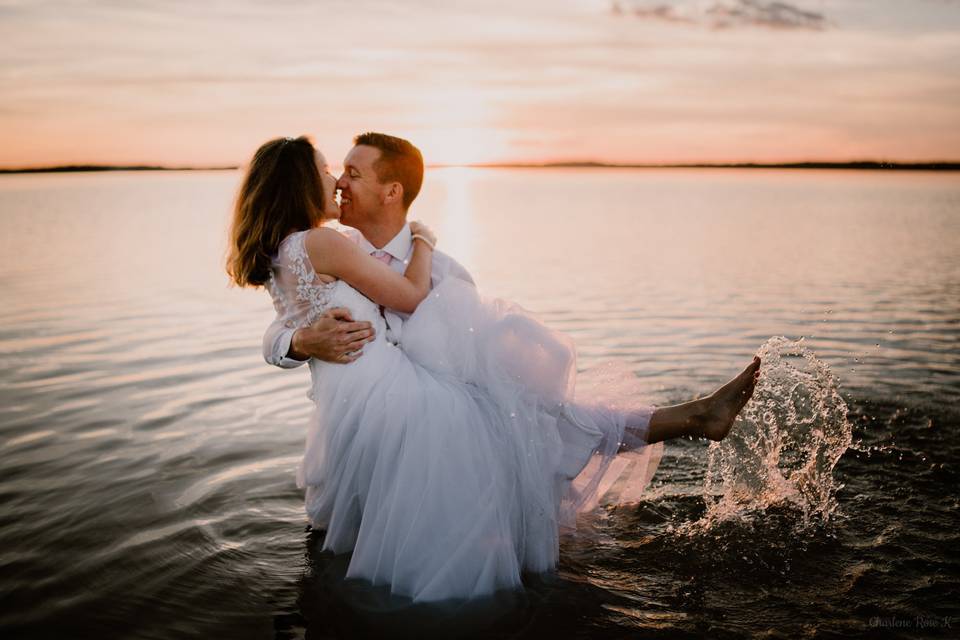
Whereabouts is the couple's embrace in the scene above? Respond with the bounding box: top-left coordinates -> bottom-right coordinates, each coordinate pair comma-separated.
226,133 -> 761,603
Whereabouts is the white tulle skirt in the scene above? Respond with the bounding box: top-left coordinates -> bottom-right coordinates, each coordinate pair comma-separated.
296,278 -> 662,602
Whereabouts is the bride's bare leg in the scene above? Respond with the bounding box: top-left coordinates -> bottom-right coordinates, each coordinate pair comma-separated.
636,356 -> 761,444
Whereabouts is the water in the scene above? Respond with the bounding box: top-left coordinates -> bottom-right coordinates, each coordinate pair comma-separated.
697,335 -> 853,530
1,168 -> 958,638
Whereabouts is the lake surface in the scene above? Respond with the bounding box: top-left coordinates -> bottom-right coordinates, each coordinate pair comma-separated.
1,168 -> 957,638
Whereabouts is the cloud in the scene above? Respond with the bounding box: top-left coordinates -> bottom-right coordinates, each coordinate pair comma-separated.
708,0 -> 827,30
611,0 -> 828,30
2,0 -> 958,165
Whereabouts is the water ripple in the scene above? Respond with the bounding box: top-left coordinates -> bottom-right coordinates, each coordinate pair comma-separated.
1,169 -> 957,637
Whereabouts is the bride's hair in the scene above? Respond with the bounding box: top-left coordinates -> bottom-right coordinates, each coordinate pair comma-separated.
227,136 -> 325,287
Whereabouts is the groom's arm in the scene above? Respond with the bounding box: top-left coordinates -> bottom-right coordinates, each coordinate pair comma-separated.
263,308 -> 375,368
263,315 -> 306,368
263,245 -> 470,367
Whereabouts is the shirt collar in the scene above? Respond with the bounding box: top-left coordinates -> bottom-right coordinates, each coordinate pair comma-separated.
358,222 -> 412,261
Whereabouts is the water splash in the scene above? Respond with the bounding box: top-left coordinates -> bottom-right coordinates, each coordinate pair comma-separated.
695,336 -> 852,532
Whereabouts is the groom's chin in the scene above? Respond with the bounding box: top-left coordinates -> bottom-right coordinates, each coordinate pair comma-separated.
338,209 -> 357,227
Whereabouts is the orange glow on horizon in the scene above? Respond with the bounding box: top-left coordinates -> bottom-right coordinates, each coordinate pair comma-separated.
1,1 -> 958,168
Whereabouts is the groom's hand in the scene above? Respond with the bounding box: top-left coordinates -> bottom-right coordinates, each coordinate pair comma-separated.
288,308 -> 375,364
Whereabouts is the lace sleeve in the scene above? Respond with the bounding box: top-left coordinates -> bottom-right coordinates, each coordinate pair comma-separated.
284,230 -> 334,325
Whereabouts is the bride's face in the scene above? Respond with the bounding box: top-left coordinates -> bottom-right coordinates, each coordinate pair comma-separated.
316,151 -> 340,222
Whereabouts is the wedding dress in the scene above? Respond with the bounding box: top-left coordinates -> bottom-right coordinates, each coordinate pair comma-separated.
268,230 -> 663,602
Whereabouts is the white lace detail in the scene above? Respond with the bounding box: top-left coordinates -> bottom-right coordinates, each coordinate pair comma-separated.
266,270 -> 286,316
280,231 -> 336,325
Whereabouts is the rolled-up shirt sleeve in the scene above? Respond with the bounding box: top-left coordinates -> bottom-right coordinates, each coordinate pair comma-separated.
263,315 -> 307,369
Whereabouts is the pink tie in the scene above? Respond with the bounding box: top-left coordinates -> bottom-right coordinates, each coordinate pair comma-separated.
371,250 -> 392,266
370,251 -> 393,323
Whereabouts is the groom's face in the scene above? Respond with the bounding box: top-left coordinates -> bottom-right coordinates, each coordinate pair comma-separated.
337,144 -> 386,228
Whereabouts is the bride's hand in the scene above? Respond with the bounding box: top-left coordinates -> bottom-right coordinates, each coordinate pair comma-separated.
409,220 -> 437,249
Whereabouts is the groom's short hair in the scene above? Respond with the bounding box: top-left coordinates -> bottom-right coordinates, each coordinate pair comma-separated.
354,132 -> 423,210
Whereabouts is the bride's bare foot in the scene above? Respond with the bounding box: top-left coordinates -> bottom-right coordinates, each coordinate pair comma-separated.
698,356 -> 761,441
644,355 -> 762,445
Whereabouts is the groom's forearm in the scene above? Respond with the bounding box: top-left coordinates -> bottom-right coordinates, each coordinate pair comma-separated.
288,329 -> 310,361
285,309 -> 375,364
263,324 -> 307,369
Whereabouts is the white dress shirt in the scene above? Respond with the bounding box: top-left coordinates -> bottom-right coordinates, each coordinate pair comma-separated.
262,223 -> 475,369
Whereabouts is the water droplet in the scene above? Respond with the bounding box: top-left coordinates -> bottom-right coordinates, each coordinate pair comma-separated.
690,336 -> 852,534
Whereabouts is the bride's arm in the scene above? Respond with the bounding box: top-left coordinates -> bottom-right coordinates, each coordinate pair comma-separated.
304,227 -> 433,314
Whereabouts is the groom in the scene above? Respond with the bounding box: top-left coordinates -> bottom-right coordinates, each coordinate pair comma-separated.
262,132 -> 474,367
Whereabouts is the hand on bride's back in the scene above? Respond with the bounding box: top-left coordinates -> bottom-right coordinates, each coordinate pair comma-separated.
409,220 -> 437,248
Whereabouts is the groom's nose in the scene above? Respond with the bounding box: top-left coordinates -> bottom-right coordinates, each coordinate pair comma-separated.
336,173 -> 349,190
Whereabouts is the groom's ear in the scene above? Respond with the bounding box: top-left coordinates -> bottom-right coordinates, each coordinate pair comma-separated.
384,181 -> 403,205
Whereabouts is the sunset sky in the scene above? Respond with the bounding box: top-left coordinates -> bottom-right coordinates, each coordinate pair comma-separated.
1,0 -> 959,167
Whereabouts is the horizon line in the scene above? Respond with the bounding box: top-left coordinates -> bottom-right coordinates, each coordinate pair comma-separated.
2,160 -> 959,174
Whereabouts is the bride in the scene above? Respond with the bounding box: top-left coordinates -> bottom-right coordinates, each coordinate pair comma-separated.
226,135 -> 761,603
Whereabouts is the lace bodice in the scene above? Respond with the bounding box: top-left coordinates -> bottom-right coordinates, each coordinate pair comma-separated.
267,230 -> 386,335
